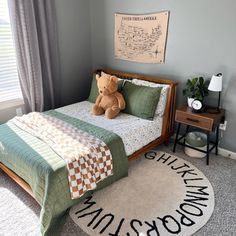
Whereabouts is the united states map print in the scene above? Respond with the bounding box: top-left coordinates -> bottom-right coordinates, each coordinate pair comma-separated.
115,11 -> 169,63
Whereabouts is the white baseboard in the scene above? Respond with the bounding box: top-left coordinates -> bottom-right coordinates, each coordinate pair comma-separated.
218,147 -> 236,160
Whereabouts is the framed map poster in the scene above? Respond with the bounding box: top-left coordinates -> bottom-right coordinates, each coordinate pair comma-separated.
115,11 -> 169,63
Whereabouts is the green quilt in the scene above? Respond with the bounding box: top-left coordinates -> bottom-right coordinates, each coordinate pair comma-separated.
0,110 -> 128,235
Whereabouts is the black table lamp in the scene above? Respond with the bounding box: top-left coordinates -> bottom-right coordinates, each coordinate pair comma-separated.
208,73 -> 222,113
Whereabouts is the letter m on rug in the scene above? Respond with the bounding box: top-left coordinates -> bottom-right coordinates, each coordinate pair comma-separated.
184,186 -> 209,207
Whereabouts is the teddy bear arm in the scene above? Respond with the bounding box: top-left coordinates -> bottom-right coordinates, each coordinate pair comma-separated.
95,94 -> 103,105
114,92 -> 126,110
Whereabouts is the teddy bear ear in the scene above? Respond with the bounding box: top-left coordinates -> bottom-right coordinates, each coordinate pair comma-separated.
96,74 -> 100,80
110,76 -> 118,83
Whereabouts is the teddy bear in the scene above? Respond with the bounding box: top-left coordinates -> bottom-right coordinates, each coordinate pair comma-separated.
92,72 -> 126,119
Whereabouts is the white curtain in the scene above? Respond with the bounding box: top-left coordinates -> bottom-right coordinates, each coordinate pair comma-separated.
8,0 -> 61,112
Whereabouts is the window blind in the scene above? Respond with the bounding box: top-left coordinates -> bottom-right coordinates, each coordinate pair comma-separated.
0,0 -> 22,102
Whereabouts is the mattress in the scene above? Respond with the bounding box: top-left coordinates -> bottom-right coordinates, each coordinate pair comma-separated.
56,101 -> 163,156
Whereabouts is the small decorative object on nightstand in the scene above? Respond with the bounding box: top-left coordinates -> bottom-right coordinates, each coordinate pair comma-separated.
182,77 -> 210,108
173,106 -> 225,165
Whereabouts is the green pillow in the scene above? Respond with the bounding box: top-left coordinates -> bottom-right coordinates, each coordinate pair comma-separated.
88,74 -> 98,103
121,81 -> 162,120
87,73 -> 124,103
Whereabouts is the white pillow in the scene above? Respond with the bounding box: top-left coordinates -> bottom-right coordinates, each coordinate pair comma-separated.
100,71 -> 131,91
101,71 -> 131,82
131,79 -> 169,117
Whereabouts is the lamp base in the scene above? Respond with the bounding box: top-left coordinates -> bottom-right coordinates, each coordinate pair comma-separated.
205,106 -> 220,114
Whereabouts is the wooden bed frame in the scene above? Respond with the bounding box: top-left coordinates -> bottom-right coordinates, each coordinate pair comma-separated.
0,69 -> 178,200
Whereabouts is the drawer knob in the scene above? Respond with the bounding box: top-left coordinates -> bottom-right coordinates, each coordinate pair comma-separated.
186,117 -> 199,123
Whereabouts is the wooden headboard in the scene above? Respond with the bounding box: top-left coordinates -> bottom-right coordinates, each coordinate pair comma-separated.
95,69 -> 178,160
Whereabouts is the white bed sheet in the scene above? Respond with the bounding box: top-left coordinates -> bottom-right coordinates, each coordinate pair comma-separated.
56,101 -> 163,156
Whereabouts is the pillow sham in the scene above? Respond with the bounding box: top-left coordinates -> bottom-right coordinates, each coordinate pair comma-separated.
88,73 -> 124,103
131,79 -> 169,117
88,73 -> 98,103
121,81 -> 162,120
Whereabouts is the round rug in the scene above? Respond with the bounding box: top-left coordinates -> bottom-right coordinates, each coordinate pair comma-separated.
70,151 -> 214,236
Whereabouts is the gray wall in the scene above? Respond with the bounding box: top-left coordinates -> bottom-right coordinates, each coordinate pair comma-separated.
90,0 -> 236,152
56,0 -> 92,106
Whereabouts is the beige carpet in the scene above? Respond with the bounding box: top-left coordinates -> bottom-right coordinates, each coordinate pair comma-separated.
0,171 -> 40,236
69,151 -> 214,236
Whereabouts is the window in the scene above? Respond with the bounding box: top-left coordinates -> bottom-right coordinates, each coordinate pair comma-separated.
0,0 -> 22,103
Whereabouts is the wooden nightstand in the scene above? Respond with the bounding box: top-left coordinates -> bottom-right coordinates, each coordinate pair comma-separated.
173,106 -> 225,165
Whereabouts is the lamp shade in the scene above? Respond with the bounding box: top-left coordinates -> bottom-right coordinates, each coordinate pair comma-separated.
208,74 -> 222,92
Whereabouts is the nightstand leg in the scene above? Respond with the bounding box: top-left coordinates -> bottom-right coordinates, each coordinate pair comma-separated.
186,125 -> 190,133
173,123 -> 181,153
206,131 -> 210,165
215,126 -> 219,155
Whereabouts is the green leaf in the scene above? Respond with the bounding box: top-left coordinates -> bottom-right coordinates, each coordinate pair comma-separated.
182,76 -> 210,100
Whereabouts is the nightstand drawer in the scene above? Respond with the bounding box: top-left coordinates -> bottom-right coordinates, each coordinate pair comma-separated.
175,111 -> 213,131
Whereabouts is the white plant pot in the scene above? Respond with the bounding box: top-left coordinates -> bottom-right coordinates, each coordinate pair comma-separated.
188,97 -> 195,108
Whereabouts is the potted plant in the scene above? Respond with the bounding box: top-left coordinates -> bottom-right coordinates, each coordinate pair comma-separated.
183,77 -> 210,107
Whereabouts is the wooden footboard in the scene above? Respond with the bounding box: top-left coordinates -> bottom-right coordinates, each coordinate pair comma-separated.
0,69 -> 178,200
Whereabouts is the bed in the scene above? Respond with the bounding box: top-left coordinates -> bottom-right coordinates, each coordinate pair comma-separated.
0,69 -> 177,235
